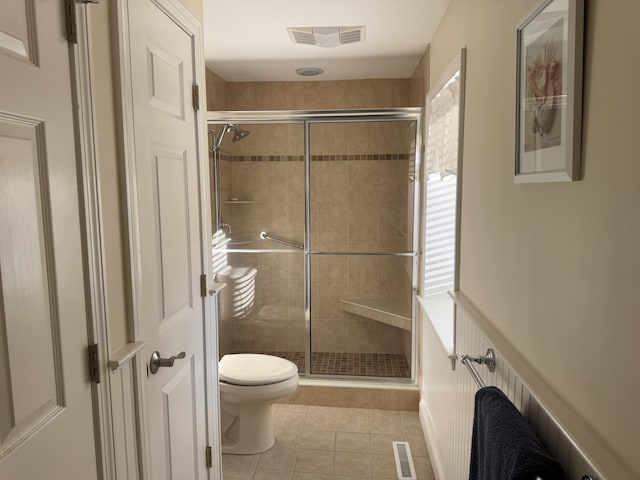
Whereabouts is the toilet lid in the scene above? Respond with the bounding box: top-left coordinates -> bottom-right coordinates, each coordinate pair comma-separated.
219,354 -> 298,386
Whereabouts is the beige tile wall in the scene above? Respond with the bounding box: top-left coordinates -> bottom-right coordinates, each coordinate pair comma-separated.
213,121 -> 411,157
311,254 -> 411,355
223,79 -> 414,111
281,386 -> 419,410
218,153 -> 413,358
210,76 -> 417,365
205,69 -> 227,110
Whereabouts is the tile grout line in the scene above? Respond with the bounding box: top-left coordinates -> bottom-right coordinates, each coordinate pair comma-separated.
225,403 -> 433,480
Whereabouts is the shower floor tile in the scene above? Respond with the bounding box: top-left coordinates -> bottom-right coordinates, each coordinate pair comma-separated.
239,351 -> 410,378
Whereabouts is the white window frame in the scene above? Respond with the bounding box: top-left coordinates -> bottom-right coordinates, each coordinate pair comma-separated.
418,49 -> 466,359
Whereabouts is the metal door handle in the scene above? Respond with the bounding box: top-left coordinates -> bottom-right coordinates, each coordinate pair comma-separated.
149,350 -> 185,374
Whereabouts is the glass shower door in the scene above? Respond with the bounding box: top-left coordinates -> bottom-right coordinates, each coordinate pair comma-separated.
211,122 -> 307,372
308,119 -> 418,378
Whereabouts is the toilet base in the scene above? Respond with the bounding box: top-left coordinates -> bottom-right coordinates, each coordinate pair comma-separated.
220,403 -> 275,454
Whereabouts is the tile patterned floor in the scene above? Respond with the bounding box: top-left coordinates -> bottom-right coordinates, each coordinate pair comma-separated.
222,404 -> 435,480
248,352 -> 411,378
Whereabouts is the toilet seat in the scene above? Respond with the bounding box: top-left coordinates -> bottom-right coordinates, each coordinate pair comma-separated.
219,354 -> 298,386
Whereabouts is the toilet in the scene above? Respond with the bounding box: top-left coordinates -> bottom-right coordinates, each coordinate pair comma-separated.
219,353 -> 299,454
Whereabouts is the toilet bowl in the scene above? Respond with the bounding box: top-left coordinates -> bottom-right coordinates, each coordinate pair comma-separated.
219,353 -> 299,454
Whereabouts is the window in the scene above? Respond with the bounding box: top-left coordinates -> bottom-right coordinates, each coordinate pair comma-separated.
418,49 -> 466,355
423,173 -> 457,296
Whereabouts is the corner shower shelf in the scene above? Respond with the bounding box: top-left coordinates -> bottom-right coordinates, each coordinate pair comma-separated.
338,298 -> 411,331
223,199 -> 254,204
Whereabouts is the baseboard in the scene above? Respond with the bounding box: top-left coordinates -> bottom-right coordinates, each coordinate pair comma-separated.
419,398 -> 447,480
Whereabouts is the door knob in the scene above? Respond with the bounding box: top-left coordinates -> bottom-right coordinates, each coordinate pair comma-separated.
149,350 -> 186,374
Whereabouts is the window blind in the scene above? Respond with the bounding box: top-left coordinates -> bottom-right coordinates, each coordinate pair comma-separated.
423,174 -> 457,296
425,74 -> 460,177
422,64 -> 462,297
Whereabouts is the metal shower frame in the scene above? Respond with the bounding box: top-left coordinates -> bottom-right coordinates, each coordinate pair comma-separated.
207,108 -> 423,384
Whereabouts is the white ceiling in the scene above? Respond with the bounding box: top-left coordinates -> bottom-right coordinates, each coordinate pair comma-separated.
203,0 -> 451,82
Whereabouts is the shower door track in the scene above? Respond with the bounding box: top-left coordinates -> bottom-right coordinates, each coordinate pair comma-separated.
208,108 -> 423,385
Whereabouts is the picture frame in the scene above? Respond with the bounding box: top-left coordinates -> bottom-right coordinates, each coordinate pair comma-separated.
515,0 -> 584,183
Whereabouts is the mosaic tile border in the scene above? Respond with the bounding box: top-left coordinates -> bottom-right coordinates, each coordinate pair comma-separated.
219,153 -> 414,162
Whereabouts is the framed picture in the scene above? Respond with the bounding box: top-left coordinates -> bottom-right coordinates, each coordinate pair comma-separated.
515,0 -> 584,183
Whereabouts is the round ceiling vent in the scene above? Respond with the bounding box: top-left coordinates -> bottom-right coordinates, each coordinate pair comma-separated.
295,67 -> 324,77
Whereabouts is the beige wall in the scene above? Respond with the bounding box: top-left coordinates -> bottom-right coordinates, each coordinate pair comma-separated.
175,0 -> 202,21
428,0 -> 640,474
91,0 -> 203,353
409,46 -> 430,109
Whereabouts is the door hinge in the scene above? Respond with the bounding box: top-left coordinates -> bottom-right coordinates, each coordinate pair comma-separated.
192,85 -> 200,111
65,0 -> 100,44
65,0 -> 78,44
205,446 -> 212,468
200,273 -> 207,298
88,343 -> 100,384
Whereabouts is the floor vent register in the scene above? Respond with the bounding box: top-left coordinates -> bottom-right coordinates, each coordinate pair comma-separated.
392,441 -> 417,480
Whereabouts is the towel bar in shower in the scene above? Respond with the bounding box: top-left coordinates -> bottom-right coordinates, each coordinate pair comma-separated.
259,231 -> 304,250
460,348 -> 496,388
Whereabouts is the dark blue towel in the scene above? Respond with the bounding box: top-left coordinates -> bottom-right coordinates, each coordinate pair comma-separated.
469,386 -> 564,480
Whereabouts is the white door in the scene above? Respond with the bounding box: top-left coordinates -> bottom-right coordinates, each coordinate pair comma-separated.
0,1 -> 99,479
125,0 -> 208,478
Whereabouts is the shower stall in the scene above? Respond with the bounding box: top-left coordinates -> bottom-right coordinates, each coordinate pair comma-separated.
208,109 -> 422,382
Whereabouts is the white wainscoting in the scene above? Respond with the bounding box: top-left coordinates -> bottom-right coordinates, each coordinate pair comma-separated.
420,292 -> 620,480
109,344 -> 145,480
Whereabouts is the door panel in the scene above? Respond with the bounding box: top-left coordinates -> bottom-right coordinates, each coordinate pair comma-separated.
307,120 -> 417,378
148,46 -> 185,119
126,0 -> 207,478
309,254 -> 413,378
309,121 -> 416,254
162,360 -> 199,480
0,118 -> 62,453
155,147 -> 193,323
0,0 -> 98,478
0,0 -> 37,64
212,122 -> 307,370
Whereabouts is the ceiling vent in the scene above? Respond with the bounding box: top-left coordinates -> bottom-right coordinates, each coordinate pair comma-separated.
287,26 -> 366,48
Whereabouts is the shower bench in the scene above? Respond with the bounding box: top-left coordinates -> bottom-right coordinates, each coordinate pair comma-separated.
338,298 -> 411,331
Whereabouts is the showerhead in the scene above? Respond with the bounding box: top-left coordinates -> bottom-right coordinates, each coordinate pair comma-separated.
212,124 -> 250,151
231,125 -> 250,142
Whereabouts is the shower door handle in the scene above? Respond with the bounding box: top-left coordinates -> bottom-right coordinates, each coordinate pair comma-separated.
149,350 -> 186,374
